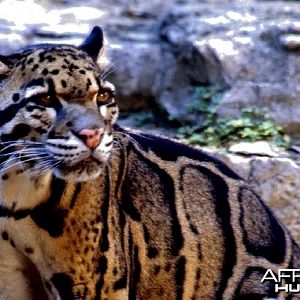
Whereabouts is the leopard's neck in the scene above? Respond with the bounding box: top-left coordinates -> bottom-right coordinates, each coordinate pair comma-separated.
0,168 -> 53,210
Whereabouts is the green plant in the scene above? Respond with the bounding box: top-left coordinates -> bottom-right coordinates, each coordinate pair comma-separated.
189,85 -> 223,113
132,111 -> 157,127
177,106 -> 289,148
125,84 -> 289,149
130,105 -> 182,128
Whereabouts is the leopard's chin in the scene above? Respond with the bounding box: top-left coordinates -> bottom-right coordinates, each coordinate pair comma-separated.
53,158 -> 104,182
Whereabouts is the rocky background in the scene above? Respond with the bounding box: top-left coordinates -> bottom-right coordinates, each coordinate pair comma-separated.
1,0 -> 300,243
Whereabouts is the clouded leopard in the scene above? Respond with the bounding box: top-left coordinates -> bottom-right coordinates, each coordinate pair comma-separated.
0,26 -> 299,300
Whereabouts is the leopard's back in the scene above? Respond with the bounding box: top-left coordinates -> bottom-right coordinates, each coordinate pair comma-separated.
107,127 -> 300,300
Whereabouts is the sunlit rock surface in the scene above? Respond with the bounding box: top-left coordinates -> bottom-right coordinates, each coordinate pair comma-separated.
160,2 -> 300,133
228,141 -> 279,157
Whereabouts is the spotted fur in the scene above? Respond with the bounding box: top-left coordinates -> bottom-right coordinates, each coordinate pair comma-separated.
0,27 -> 299,300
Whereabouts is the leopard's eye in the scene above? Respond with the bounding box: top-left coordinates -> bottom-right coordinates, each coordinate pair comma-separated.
97,91 -> 111,104
38,95 -> 51,106
32,95 -> 52,107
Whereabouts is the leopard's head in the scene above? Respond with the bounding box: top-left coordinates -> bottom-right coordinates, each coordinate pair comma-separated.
0,27 -> 119,181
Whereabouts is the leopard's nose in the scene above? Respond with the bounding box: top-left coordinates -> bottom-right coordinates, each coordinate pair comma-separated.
77,128 -> 104,150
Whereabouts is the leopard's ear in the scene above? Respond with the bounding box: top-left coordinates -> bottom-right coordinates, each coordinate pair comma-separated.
80,26 -> 104,61
0,55 -> 11,78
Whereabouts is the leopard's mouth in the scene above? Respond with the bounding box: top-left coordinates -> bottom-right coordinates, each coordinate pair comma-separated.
41,135 -> 113,181
52,156 -> 104,182
80,156 -> 102,164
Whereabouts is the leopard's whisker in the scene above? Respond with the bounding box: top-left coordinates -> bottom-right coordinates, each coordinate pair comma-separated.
28,159 -> 61,175
0,157 -> 45,174
100,60 -> 118,81
114,132 -> 143,152
0,142 -> 44,154
0,153 -> 44,168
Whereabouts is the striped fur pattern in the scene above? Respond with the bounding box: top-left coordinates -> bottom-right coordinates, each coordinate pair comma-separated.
0,27 -> 299,300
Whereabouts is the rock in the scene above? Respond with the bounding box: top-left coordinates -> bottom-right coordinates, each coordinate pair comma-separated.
107,40 -> 163,111
228,141 -> 279,157
212,150 -> 300,244
158,2 -> 300,134
280,33 -> 300,50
